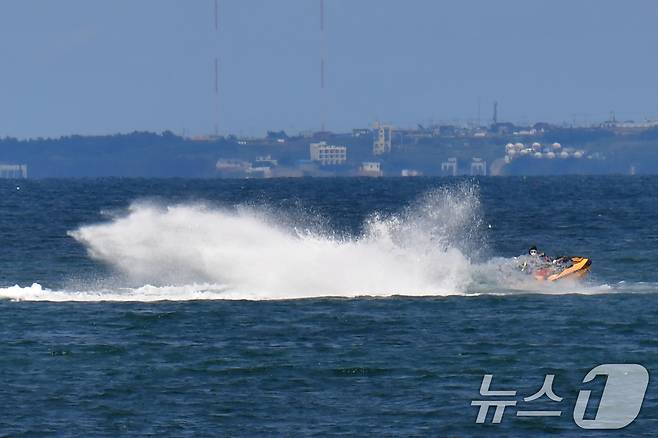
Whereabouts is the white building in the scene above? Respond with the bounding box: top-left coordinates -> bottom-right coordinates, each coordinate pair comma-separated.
441,158 -> 458,176
470,158 -> 486,176
246,166 -> 273,178
216,159 -> 250,172
309,141 -> 347,165
373,122 -> 393,155
0,164 -> 28,178
360,162 -> 382,177
401,169 -> 422,177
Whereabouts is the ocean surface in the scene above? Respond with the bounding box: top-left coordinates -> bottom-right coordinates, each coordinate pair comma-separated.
1,176 -> 658,436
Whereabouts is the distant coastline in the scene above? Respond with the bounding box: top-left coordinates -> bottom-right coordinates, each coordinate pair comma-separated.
1,119 -> 658,178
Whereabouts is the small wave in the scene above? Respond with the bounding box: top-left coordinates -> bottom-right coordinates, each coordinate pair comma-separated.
0,282 -> 464,302
0,283 -> 231,302
0,280 -> 652,302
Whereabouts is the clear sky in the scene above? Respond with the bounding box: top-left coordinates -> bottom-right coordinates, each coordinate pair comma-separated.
0,0 -> 656,138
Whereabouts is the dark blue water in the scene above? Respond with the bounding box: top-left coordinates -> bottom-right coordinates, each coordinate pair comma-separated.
1,176 -> 658,436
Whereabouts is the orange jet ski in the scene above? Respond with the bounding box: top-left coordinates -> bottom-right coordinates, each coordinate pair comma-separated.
533,256 -> 592,282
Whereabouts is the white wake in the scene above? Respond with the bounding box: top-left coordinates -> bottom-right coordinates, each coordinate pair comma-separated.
0,184 -> 614,302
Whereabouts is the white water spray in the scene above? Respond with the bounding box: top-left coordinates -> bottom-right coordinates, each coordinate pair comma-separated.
0,184 -> 609,302
65,185 -> 481,300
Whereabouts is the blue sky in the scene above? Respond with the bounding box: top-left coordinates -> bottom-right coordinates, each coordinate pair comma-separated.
0,0 -> 656,138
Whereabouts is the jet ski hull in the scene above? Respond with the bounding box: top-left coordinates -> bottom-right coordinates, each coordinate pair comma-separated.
534,257 -> 592,282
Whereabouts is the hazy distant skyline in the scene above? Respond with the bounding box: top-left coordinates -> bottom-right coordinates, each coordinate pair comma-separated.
1,0 -> 656,138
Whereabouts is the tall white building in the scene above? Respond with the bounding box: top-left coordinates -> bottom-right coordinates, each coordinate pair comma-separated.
373,123 -> 393,155
309,141 -> 347,165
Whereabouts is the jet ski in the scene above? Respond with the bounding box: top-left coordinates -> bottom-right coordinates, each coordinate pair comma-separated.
533,256 -> 592,282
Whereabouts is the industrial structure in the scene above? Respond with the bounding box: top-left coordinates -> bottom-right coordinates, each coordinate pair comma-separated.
470,158 -> 487,176
0,164 -> 28,178
441,158 -> 458,176
504,142 -> 585,163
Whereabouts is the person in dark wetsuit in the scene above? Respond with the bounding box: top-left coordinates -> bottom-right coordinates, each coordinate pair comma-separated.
519,246 -> 555,274
528,246 -> 550,262
525,246 -> 572,274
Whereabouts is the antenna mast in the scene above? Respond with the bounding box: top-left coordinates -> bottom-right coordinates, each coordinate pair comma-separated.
213,0 -> 220,137
320,0 -> 326,132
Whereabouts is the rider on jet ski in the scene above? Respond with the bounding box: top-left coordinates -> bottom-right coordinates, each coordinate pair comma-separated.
520,246 -> 568,273
518,246 -> 591,281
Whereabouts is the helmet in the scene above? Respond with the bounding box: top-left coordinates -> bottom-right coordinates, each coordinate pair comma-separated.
529,246 -> 539,256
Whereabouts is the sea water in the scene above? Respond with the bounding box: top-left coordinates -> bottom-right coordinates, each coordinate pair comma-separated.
1,176 -> 657,435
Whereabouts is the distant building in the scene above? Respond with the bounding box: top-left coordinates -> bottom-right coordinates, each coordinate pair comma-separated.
254,155 -> 278,167
0,164 -> 28,178
216,159 -> 250,172
489,122 -> 515,135
401,169 -> 422,177
360,162 -> 383,177
533,122 -> 553,132
513,128 -> 538,136
352,128 -> 371,137
438,125 -> 457,137
601,118 -> 658,130
189,135 -> 213,142
441,158 -> 458,176
309,141 -> 347,165
503,141 -> 586,164
470,158 -> 487,176
245,155 -> 278,178
266,130 -> 288,141
373,122 -> 393,155
215,159 -> 252,177
246,166 -> 273,178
